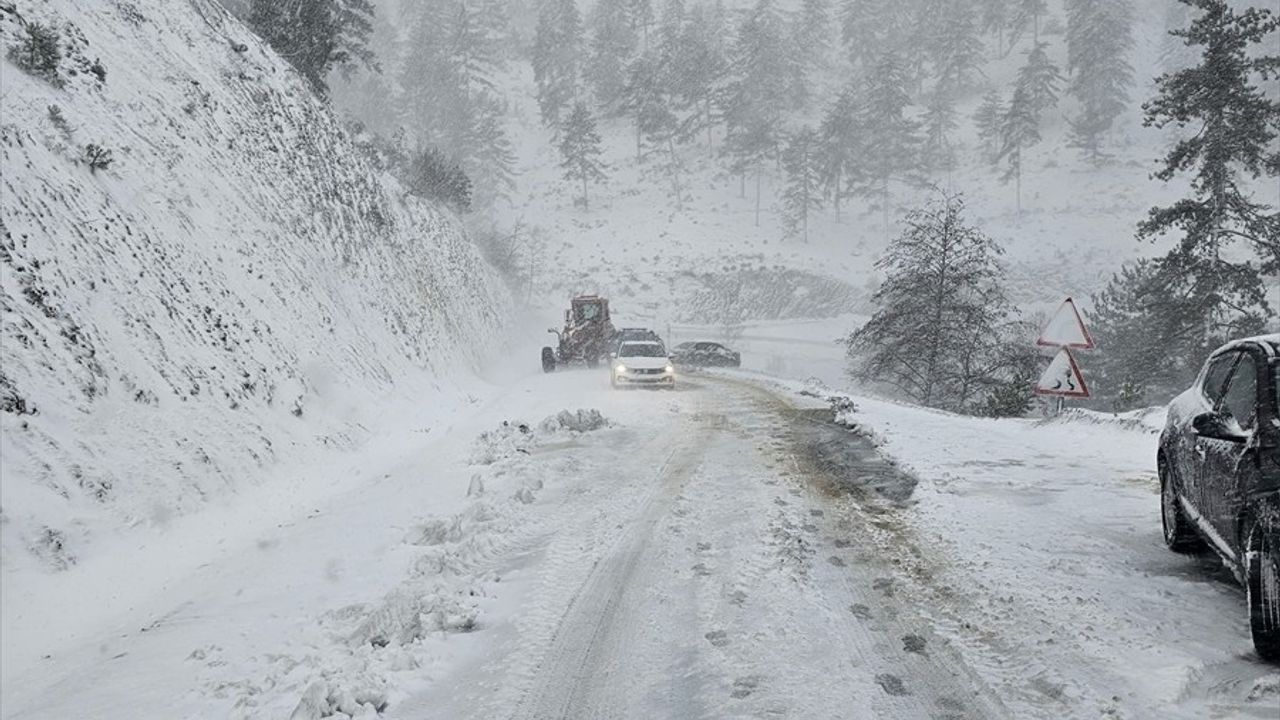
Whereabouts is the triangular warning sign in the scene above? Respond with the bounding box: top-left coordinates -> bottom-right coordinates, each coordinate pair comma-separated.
1034,348 -> 1091,398
1036,297 -> 1095,349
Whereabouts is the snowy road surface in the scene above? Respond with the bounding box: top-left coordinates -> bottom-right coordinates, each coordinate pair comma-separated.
3,368 -> 1278,719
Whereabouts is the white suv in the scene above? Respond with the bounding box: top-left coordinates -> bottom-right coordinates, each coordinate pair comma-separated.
611,341 -> 675,389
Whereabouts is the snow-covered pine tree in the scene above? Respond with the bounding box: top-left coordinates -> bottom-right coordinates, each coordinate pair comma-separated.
1065,0 -> 1134,166
781,127 -> 823,241
533,0 -> 583,127
721,0 -> 794,215
978,0 -> 1010,55
818,82 -> 863,222
674,3 -> 728,150
627,0 -> 655,50
972,89 -> 1005,162
928,0 -> 985,94
620,50 -> 676,161
840,0 -> 906,72
794,0 -> 834,81
586,0 -> 639,113
1014,41 -> 1062,118
846,192 -> 1019,412
1007,0 -> 1047,48
852,52 -> 921,231
995,85 -> 1040,215
462,94 -> 518,207
921,86 -> 959,178
408,146 -> 473,212
559,101 -> 608,209
1140,0 -> 1280,274
248,0 -> 376,96
399,0 -> 514,208
1088,258 -> 1268,407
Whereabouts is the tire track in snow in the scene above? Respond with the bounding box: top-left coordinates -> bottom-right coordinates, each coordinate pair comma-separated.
510,412 -> 714,720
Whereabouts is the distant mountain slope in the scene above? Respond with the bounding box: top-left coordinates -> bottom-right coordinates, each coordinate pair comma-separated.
0,0 -> 506,569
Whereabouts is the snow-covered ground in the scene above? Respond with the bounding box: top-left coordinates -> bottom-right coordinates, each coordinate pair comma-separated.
6,346 -> 1277,718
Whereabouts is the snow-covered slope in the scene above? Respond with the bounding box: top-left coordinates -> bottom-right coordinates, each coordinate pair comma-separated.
0,0 -> 506,572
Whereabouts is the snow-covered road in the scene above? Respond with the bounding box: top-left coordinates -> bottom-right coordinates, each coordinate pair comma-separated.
3,366 -> 1278,719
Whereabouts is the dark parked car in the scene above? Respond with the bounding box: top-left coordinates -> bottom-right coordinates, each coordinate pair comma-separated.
671,341 -> 741,368
1158,333 -> 1280,660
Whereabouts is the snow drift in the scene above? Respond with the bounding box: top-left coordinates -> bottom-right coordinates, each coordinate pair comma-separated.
0,0 -> 505,570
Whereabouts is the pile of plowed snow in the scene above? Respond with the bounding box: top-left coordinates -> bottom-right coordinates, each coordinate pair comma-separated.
0,0 -> 505,570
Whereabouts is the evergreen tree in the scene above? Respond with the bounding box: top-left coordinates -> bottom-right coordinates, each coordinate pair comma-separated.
1014,41 -> 1062,117
1140,0 -> 1280,274
929,0 -> 985,93
781,127 -> 823,241
1008,0 -> 1047,47
847,192 -> 1021,412
620,50 -> 676,160
794,0 -> 834,80
248,0 -> 376,96
840,0 -> 906,71
972,89 -> 1005,161
400,0 -> 514,208
995,85 -> 1040,215
586,0 -> 640,113
1089,258 -> 1268,407
979,0 -> 1010,54
559,102 -> 608,209
673,4 -> 729,150
627,0 -> 655,50
533,0 -> 583,126
921,86 -> 959,177
1157,0 -> 1198,74
852,52 -> 921,230
721,0 -> 794,220
408,146 -> 473,213
1065,0 -> 1134,165
9,23 -> 61,82
818,83 -> 864,221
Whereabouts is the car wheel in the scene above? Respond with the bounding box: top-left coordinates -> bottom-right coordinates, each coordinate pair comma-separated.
541,347 -> 556,373
1245,519 -> 1280,661
1161,460 -> 1203,553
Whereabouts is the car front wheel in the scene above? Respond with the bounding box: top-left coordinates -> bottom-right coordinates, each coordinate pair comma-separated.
1161,461 -> 1203,553
1245,518 -> 1280,661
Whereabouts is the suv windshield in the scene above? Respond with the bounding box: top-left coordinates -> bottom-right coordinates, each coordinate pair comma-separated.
620,343 -> 665,358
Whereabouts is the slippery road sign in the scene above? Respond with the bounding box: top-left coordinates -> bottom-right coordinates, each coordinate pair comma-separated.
1034,348 -> 1091,398
1036,298 -> 1095,349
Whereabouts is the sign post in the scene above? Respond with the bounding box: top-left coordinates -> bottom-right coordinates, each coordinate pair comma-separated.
1033,298 -> 1095,413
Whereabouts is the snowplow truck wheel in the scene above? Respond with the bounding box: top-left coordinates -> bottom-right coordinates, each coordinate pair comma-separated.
541,347 -> 556,373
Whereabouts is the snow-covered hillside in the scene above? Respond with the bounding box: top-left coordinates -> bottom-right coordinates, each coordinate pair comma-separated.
476,0 -> 1197,331
0,0 -> 506,574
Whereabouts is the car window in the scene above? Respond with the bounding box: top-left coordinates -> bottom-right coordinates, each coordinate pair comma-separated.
620,343 -> 664,358
1219,356 -> 1258,431
1273,362 -> 1279,411
1201,352 -> 1238,404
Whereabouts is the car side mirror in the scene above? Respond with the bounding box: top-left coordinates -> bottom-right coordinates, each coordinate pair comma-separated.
610,352 -> 617,359
547,328 -> 557,334
1192,411 -> 1247,443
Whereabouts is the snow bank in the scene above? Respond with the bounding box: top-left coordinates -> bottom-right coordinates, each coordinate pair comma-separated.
0,0 -> 505,569
188,408 -> 612,718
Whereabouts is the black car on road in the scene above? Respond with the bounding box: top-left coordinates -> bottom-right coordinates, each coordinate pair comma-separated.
671,341 -> 741,368
1158,333 -> 1280,660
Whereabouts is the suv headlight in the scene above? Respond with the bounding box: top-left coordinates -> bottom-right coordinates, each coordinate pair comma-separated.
615,364 -> 627,373
664,364 -> 675,373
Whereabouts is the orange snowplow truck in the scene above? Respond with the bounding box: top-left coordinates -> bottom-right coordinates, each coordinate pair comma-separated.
542,295 -> 618,372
